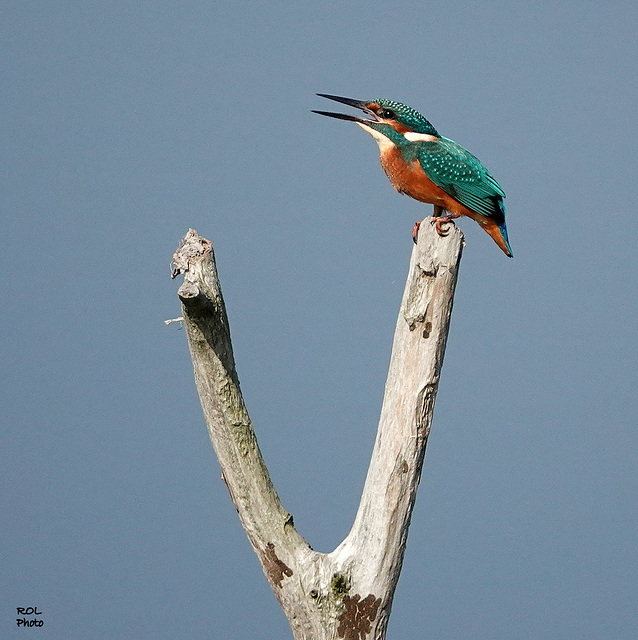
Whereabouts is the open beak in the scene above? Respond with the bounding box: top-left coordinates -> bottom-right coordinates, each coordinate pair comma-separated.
312,93 -> 381,124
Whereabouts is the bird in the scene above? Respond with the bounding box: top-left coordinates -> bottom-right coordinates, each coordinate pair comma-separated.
313,94 -> 512,257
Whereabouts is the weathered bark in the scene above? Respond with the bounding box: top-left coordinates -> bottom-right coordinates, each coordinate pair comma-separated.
171,218 -> 463,639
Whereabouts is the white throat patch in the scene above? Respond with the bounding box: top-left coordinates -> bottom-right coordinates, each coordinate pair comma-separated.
356,122 -> 395,151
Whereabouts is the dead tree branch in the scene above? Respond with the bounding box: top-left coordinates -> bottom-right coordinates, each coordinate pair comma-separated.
171,218 -> 463,639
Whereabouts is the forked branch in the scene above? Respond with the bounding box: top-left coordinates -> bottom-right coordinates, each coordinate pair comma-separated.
172,219 -> 463,639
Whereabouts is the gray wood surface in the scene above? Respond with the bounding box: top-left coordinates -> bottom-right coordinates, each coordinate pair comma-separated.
172,217 -> 463,639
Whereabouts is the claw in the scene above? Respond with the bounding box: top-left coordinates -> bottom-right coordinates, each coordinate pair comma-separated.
433,216 -> 456,237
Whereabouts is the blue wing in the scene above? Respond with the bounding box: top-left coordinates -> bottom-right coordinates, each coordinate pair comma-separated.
414,137 -> 506,222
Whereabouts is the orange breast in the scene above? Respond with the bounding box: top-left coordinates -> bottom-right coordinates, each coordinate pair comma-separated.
379,147 -> 475,218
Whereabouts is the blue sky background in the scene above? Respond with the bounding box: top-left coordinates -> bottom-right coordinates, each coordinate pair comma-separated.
2,2 -> 637,638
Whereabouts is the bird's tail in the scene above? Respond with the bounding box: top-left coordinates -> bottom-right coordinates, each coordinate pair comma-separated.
487,198 -> 513,257
497,222 -> 513,258
481,220 -> 513,257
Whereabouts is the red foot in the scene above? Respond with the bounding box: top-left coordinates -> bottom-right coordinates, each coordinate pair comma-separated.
432,216 -> 456,237
412,221 -> 421,244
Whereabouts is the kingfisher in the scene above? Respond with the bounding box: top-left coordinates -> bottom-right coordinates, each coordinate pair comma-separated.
313,94 -> 512,257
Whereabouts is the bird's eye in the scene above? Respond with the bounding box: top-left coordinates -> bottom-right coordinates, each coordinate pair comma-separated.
375,108 -> 395,119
